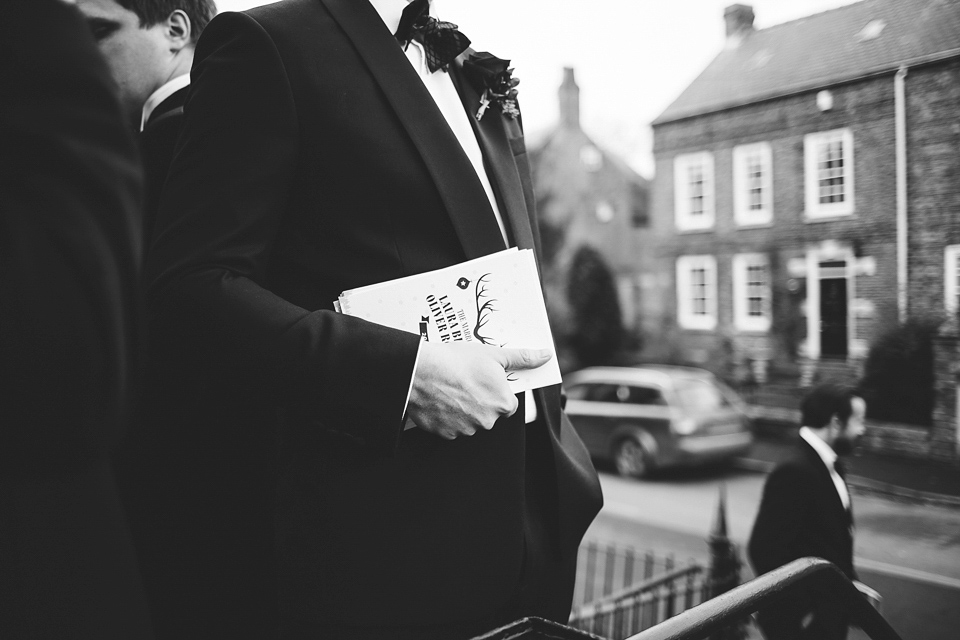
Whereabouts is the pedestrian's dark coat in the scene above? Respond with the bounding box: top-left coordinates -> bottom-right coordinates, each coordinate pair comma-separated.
748,437 -> 855,640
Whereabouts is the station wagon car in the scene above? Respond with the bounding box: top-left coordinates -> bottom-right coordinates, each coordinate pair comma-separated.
563,365 -> 753,478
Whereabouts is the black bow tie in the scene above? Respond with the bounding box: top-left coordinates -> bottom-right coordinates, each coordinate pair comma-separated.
394,0 -> 471,72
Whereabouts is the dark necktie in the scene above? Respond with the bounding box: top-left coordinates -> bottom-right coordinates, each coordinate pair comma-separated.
834,459 -> 854,520
394,0 -> 471,73
834,458 -> 847,480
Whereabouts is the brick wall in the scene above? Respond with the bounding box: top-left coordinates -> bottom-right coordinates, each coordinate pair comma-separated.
905,59 -> 960,320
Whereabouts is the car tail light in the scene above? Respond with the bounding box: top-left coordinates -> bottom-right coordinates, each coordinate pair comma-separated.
673,417 -> 697,435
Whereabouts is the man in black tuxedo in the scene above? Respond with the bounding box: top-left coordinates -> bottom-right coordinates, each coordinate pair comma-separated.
0,1 -> 152,637
136,0 -> 603,637
748,384 -> 867,640
76,0 -> 217,247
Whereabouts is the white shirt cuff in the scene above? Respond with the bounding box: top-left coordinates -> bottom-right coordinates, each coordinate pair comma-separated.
402,340 -> 423,430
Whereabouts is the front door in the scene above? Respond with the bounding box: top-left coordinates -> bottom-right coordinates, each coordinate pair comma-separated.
819,262 -> 848,357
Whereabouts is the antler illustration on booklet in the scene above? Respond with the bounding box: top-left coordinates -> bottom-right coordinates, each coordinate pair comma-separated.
336,248 -> 561,393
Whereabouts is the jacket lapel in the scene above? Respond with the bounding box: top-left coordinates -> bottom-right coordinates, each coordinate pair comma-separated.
320,0 -> 505,260
449,62 -> 536,252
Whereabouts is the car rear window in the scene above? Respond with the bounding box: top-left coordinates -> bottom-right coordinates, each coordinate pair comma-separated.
673,379 -> 730,412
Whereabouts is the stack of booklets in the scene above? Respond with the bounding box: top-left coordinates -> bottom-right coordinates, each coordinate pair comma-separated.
336,248 -> 561,394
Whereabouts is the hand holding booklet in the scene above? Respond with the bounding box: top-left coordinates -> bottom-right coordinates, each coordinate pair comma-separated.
336,248 -> 561,394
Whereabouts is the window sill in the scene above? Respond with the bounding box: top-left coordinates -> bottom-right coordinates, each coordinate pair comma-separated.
804,211 -> 856,222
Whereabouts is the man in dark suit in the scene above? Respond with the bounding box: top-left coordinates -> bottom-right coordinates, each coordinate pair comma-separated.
134,0 -> 603,637
76,0 -> 217,246
0,1 -> 152,637
748,384 -> 868,640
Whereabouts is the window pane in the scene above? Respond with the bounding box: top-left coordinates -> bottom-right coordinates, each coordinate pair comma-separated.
691,267 -> 708,315
956,260 -> 960,310
688,164 -> 705,216
746,263 -> 766,317
818,139 -> 845,204
747,154 -> 765,211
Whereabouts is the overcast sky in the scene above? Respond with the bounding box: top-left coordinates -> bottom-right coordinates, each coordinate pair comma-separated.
215,0 -> 862,177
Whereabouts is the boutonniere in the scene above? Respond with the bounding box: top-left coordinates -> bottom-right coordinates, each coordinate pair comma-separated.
462,52 -> 520,121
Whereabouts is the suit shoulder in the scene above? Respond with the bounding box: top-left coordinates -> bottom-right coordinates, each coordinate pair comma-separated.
770,454 -> 818,477
245,0 -> 330,34
763,455 -> 818,493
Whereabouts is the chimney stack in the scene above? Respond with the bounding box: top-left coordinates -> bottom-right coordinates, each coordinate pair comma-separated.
559,67 -> 580,129
724,4 -> 755,49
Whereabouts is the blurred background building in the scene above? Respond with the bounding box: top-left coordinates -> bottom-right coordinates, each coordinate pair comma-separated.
533,0 -> 960,461
531,68 -> 651,371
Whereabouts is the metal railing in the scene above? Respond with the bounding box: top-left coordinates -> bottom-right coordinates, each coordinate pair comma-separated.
573,540 -> 699,608
622,557 -> 903,640
569,564 -> 708,640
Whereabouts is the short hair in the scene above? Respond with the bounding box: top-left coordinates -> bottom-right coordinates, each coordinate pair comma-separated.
117,0 -> 217,44
800,384 -> 858,429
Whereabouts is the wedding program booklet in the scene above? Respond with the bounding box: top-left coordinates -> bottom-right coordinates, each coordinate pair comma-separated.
336,248 -> 561,394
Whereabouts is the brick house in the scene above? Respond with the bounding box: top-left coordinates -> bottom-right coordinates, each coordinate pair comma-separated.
530,68 -> 651,369
646,0 -> 960,400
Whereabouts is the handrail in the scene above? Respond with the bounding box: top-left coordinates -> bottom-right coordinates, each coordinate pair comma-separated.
570,564 -> 703,619
623,558 -> 903,640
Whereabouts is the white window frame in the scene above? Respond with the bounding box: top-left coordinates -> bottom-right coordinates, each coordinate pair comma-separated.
732,253 -> 772,332
676,255 -> 718,330
674,152 -> 715,231
804,128 -> 855,219
945,245 -> 960,313
733,142 -> 773,226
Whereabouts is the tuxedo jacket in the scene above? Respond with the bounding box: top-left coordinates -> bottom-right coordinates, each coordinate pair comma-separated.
748,438 -> 855,640
137,0 -> 602,632
0,1 -> 151,638
140,86 -> 188,251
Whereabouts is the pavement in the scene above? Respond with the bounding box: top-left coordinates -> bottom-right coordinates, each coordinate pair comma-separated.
734,423 -> 960,509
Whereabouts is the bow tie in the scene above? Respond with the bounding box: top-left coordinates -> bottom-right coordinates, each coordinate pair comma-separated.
394,0 -> 471,73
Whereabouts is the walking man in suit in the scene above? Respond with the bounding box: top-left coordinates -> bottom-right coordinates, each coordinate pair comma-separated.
136,0 -> 603,637
748,384 -> 868,640
1,1 -> 152,637
76,0 -> 217,245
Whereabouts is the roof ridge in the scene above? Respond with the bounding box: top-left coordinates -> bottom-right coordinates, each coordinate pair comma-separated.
653,0 -> 958,125
752,0 -> 874,34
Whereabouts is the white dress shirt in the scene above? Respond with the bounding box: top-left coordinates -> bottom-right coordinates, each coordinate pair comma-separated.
140,73 -> 190,131
370,0 -> 537,424
799,426 -> 851,510
368,0 -> 509,246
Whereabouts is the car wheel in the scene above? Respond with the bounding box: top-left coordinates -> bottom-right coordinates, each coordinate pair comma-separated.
613,437 -> 652,479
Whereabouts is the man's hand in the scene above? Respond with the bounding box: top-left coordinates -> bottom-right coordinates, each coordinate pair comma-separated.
407,342 -> 551,439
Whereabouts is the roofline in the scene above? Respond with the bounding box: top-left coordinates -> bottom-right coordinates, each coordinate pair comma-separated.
652,47 -> 960,127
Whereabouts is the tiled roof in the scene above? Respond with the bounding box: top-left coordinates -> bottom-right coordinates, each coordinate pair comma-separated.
654,0 -> 960,124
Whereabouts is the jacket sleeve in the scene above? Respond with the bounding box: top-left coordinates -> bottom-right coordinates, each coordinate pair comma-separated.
146,12 -> 420,452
